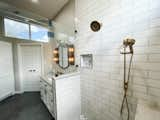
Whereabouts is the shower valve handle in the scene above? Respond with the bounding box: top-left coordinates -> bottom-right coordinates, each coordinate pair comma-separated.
124,83 -> 128,90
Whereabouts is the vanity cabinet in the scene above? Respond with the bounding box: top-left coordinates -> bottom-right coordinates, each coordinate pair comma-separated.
55,73 -> 80,120
40,72 -> 80,120
40,79 -> 55,117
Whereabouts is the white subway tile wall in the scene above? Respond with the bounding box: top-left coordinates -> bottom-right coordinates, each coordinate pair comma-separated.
75,0 -> 160,120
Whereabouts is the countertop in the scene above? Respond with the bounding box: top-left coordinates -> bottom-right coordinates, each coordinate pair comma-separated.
52,71 -> 80,80
40,76 -> 53,85
40,71 -> 80,85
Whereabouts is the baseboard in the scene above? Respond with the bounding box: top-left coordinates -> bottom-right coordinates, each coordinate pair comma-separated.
0,91 -> 25,102
0,92 -> 14,102
14,91 -> 24,94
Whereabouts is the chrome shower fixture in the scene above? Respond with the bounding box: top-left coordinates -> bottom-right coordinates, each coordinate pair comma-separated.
120,38 -> 136,54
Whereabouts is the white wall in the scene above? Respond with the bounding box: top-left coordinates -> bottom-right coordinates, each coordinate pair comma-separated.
75,0 -> 160,120
0,36 -> 53,92
0,41 -> 14,100
43,42 -> 54,75
54,0 -> 75,36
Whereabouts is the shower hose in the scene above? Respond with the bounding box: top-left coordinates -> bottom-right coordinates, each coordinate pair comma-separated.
120,47 -> 133,120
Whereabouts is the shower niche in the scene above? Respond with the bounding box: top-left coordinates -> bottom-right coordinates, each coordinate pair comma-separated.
80,54 -> 93,69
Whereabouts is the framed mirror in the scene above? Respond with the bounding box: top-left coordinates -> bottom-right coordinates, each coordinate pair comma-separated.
53,44 -> 74,69
58,44 -> 69,68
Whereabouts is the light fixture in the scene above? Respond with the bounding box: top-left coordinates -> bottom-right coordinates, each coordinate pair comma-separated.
69,57 -> 74,62
53,49 -> 58,54
53,48 -> 59,64
31,0 -> 39,4
68,45 -> 75,65
69,47 -> 74,52
53,58 -> 59,62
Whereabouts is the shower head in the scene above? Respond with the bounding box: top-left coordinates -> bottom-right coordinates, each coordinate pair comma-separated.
123,38 -> 135,47
121,38 -> 136,54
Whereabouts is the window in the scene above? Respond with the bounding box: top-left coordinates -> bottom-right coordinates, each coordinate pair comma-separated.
4,18 -> 50,42
4,18 -> 30,39
31,24 -> 49,42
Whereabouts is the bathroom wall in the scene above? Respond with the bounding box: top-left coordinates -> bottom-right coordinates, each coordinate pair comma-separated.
52,0 -> 76,73
0,36 -> 54,92
54,0 -> 75,36
75,0 -> 160,120
42,34 -> 57,75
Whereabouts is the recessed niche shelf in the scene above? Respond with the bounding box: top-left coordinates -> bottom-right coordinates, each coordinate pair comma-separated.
80,54 -> 93,69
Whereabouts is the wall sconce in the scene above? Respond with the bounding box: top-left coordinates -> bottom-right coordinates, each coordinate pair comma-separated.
68,45 -> 75,65
53,45 -> 75,67
69,57 -> 74,62
53,48 -> 59,64
69,47 -> 74,52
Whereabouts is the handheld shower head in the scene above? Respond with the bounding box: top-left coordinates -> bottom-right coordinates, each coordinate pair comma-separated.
123,38 -> 135,47
121,38 -> 135,54
120,38 -> 135,120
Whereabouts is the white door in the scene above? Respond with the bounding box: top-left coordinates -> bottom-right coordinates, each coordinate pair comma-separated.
20,44 -> 42,92
0,41 -> 14,100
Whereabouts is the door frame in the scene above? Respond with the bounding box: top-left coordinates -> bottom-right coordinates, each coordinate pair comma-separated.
17,43 -> 44,93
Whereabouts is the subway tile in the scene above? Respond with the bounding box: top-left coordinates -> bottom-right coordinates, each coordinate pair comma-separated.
148,54 -> 160,62
75,0 -> 160,119
149,71 -> 160,80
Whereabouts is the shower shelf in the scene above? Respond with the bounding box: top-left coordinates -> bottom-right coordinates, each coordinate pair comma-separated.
80,54 -> 93,69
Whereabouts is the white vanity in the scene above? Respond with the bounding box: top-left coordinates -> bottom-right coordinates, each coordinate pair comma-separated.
40,76 -> 55,117
40,72 -> 81,120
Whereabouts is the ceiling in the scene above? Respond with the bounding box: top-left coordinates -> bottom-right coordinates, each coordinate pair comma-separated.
0,0 -> 69,19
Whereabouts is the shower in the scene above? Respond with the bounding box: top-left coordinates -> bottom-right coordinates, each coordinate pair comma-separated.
120,38 -> 135,120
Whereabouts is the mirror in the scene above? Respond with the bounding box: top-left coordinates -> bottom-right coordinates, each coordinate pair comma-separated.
53,44 -> 74,69
58,44 -> 69,68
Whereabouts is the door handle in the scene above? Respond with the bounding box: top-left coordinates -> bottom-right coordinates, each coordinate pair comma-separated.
28,69 -> 36,72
